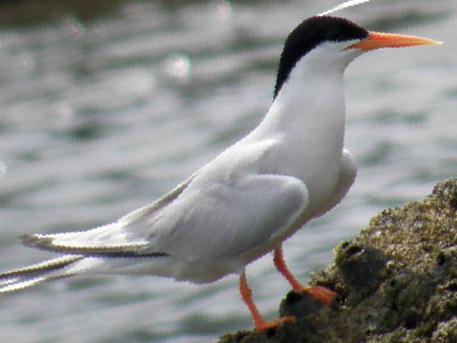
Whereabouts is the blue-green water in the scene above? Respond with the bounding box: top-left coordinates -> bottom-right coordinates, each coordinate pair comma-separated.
0,0 -> 455,342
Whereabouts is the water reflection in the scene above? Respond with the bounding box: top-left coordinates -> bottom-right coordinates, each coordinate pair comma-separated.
0,1 -> 454,342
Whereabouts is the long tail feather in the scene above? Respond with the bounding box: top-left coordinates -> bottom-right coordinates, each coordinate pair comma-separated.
0,256 -> 83,294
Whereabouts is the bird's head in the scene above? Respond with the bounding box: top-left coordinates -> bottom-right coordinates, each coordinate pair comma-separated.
274,16 -> 441,98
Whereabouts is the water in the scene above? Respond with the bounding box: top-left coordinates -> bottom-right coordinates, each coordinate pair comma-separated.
0,0 -> 455,342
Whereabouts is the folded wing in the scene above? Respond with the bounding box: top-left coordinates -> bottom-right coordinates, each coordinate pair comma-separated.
18,141 -> 309,267
20,173 -> 197,257
148,173 -> 309,261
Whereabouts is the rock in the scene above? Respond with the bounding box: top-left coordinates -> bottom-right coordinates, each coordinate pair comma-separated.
218,178 -> 457,343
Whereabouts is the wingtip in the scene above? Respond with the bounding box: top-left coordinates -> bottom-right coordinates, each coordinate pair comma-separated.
19,233 -> 161,257
318,0 -> 371,16
20,234 -> 54,250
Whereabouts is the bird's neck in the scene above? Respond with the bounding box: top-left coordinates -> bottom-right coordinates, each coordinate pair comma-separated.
247,61 -> 348,209
255,63 -> 346,150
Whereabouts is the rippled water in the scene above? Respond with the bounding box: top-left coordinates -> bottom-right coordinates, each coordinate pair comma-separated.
0,0 -> 455,342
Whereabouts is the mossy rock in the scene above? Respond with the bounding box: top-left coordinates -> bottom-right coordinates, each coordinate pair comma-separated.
219,178 -> 457,343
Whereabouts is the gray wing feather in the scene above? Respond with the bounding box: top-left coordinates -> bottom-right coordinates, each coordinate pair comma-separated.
19,172 -> 198,256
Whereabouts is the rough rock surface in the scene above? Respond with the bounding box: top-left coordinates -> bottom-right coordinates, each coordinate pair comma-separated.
218,178 -> 457,343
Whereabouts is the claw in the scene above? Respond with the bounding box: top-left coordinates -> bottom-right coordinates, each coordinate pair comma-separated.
301,285 -> 336,306
273,247 -> 337,306
256,316 -> 296,332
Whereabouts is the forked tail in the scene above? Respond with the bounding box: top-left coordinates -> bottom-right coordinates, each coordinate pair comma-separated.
0,255 -> 83,294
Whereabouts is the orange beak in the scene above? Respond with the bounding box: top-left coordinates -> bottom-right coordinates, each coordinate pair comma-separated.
346,31 -> 442,51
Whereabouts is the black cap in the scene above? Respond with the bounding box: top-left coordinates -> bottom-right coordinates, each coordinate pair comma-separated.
274,16 -> 369,99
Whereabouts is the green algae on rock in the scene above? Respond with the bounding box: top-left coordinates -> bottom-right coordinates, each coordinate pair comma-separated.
219,178 -> 457,343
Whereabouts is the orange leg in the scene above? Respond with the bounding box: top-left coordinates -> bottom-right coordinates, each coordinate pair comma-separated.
273,246 -> 336,306
239,271 -> 295,331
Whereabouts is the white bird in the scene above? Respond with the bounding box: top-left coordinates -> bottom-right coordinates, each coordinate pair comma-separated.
0,14 -> 440,331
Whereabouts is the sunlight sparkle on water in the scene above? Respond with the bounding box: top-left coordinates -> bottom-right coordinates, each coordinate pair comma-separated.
0,162 -> 6,178
164,54 -> 192,82
216,0 -> 232,21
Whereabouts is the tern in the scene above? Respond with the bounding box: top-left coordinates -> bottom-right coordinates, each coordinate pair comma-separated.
0,14 -> 440,331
